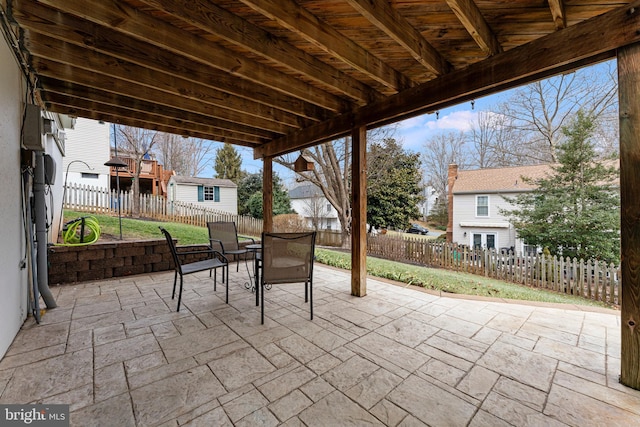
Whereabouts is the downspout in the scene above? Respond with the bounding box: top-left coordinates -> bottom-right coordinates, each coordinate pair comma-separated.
34,151 -> 57,308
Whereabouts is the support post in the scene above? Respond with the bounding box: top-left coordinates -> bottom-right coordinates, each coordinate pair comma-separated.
351,126 -> 367,296
619,42 -> 640,390
262,156 -> 273,233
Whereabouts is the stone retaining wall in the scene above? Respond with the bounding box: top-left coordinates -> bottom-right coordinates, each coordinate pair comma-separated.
47,240 -> 229,285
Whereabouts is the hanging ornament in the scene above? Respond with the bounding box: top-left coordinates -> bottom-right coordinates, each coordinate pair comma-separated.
471,99 -> 475,110
436,111 -> 439,119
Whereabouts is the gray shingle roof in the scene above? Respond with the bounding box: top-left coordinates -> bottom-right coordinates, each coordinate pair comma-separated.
171,176 -> 237,188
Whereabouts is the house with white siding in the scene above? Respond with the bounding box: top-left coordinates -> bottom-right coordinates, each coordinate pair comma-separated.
62,118 -> 111,190
168,176 -> 238,215
447,163 -> 552,253
289,183 -> 339,230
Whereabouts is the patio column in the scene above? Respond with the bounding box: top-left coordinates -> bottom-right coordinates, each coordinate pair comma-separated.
351,126 -> 367,296
619,41 -> 640,390
262,156 -> 273,233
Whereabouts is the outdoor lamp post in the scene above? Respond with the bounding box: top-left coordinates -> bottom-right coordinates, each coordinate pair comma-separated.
105,124 -> 128,240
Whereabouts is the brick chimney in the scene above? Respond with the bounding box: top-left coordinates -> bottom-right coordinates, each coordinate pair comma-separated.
446,164 -> 458,243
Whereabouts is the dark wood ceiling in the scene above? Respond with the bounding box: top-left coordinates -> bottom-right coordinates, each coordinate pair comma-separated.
2,0 -> 639,158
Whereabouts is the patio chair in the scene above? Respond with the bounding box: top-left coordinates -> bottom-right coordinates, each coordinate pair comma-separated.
260,231 -> 316,324
207,221 -> 255,272
160,227 -> 229,312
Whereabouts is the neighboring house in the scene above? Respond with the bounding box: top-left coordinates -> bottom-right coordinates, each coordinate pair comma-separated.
168,176 -> 238,215
289,183 -> 339,230
418,185 -> 439,221
62,118 -> 111,190
107,147 -> 173,197
447,163 -> 552,253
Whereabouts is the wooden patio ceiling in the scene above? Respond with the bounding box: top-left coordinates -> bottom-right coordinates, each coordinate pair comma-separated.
2,0 -> 640,158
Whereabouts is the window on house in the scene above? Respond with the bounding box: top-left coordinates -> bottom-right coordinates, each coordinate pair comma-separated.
81,173 -> 99,179
203,186 -> 214,201
198,185 -> 221,202
476,195 -> 489,217
472,233 -> 497,249
326,203 -> 331,213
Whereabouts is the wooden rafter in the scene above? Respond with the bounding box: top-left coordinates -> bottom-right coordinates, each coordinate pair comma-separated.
344,0 -> 451,76
11,0 -> 334,123
256,2 -> 640,158
238,0 -> 413,93
137,0 -> 382,106
548,0 -> 567,30
34,0 -> 349,112
445,0 -> 502,56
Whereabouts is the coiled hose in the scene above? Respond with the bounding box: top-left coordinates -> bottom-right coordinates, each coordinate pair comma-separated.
60,216 -> 101,246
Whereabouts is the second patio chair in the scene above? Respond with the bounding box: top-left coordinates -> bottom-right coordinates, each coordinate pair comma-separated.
260,231 -> 316,324
160,227 -> 229,312
207,221 -> 255,272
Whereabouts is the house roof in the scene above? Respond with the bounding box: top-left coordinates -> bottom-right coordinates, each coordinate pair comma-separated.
171,176 -> 237,188
453,164 -> 552,194
4,1 -> 638,158
289,183 -> 323,199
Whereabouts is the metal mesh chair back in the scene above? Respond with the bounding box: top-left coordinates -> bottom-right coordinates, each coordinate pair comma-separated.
261,232 -> 316,284
207,221 -> 241,252
260,231 -> 316,324
160,227 -> 183,274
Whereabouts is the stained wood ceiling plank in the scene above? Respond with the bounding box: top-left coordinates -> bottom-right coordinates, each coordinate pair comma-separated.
31,58 -> 281,140
256,2 -> 640,158
46,101 -> 259,146
24,34 -> 298,134
40,77 -> 270,144
549,0 -> 567,30
344,0 -> 451,76
11,0 -> 332,122
238,0 -> 413,92
35,0 -> 349,112
445,0 -> 503,55
137,0 -> 381,105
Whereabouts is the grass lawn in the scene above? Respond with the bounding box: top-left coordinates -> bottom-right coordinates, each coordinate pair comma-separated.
63,210 -> 615,309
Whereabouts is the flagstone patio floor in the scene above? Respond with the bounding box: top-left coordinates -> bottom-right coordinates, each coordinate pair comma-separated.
1,264 -> 639,426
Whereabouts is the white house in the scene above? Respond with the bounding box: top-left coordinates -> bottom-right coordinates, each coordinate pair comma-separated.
168,176 -> 238,214
61,118 -> 111,190
448,163 -> 552,253
289,183 -> 339,230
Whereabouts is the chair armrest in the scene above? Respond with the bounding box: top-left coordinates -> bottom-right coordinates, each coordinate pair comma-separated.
209,238 -> 226,252
240,236 -> 256,245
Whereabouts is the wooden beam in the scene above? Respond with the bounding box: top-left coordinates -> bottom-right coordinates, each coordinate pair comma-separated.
34,0 -> 349,112
46,103 -> 257,146
445,0 -> 502,56
619,41 -> 640,391
344,0 -> 451,76
239,0 -> 413,93
29,54 -> 293,137
39,77 -> 272,142
262,158 -> 273,233
255,2 -> 640,158
137,0 -> 381,106
11,0 -> 332,122
548,0 -> 567,30
351,126 -> 367,297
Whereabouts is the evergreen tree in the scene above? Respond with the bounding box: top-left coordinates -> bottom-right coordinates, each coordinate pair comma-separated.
238,171 -> 294,218
503,111 -> 619,263
367,138 -> 423,230
214,143 -> 243,183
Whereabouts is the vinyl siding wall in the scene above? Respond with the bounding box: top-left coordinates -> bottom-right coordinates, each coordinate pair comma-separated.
62,118 -> 111,189
0,37 -> 29,358
173,183 -> 238,215
452,192 -> 521,250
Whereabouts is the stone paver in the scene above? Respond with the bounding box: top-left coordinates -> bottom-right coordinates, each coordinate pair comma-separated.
1,264 -> 639,426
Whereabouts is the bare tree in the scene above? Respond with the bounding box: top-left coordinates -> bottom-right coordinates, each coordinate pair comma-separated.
154,133 -> 214,177
468,111 -> 528,168
116,125 -> 160,216
501,62 -> 617,163
422,131 -> 470,200
275,125 -> 397,246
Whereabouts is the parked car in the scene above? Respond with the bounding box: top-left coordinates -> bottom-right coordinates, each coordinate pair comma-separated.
406,223 -> 429,235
